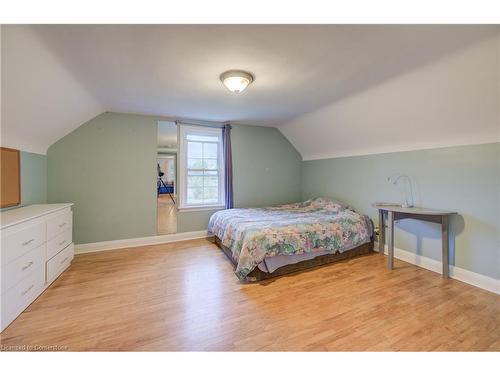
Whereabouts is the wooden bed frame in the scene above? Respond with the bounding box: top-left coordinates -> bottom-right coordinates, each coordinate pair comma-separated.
214,236 -> 374,281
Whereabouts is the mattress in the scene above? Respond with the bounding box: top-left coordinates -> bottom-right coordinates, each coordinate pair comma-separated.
208,197 -> 373,280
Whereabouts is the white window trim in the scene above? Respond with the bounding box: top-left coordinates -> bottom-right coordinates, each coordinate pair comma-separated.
178,205 -> 225,212
178,124 -> 225,211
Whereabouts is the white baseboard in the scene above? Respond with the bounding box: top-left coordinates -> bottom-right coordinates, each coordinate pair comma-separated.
75,230 -> 208,254
375,243 -> 500,295
75,235 -> 499,295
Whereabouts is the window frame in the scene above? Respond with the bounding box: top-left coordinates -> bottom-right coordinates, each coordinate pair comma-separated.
178,124 -> 225,211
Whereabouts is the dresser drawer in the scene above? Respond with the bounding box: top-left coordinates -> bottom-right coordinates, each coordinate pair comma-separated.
46,210 -> 72,241
46,229 -> 72,260
0,265 -> 45,331
46,243 -> 74,284
1,223 -> 45,267
1,244 -> 45,293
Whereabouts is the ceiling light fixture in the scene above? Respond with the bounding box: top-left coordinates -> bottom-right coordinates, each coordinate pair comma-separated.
220,70 -> 254,93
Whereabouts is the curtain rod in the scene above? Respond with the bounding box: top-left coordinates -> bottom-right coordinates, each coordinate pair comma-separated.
175,119 -> 231,129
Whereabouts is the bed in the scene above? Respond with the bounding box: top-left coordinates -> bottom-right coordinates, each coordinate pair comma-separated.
207,197 -> 374,281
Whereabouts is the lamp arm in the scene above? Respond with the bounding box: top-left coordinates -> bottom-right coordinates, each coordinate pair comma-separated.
388,174 -> 415,207
407,176 -> 414,207
400,175 -> 414,208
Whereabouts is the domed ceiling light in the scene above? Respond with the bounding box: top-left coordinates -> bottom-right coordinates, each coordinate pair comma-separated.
220,70 -> 254,93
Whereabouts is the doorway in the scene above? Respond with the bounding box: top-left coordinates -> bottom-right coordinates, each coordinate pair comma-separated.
157,121 -> 178,235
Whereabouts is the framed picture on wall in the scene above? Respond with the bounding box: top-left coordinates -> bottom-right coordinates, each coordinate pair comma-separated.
1,147 -> 21,208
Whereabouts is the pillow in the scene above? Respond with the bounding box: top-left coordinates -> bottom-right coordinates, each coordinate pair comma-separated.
303,197 -> 352,212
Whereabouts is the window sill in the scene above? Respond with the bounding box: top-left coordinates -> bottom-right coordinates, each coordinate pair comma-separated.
178,205 -> 225,213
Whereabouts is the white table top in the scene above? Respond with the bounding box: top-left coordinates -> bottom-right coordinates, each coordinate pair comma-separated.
0,203 -> 74,229
372,203 -> 456,215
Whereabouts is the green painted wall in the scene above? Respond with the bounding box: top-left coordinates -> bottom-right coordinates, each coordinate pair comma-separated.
47,112 -> 158,244
47,113 -> 302,243
1,151 -> 47,211
45,112 -> 498,280
176,124 -> 303,232
21,151 -> 47,205
301,143 -> 500,279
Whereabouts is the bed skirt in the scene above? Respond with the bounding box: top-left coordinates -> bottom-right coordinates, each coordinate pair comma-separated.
213,236 -> 374,282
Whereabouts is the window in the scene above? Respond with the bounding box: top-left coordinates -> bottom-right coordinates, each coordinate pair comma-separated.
178,125 -> 224,210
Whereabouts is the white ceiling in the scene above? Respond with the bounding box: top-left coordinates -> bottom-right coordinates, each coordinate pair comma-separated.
1,24 -> 499,155
280,32 -> 500,160
1,25 -> 103,154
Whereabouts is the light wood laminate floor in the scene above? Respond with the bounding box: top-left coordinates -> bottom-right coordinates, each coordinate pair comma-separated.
157,195 -> 176,235
1,239 -> 499,351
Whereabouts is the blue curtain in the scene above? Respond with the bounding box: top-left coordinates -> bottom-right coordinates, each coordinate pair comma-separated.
222,124 -> 233,209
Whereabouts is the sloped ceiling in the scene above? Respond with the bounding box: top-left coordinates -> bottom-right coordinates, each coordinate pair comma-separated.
1,26 -> 103,154
1,24 -> 499,155
279,31 -> 500,160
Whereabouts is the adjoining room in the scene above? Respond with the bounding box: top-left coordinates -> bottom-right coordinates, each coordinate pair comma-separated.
157,121 -> 177,235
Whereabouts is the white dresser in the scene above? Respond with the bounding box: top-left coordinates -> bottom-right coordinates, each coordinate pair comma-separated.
0,203 -> 74,331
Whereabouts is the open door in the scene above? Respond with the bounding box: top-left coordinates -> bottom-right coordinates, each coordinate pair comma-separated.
157,121 -> 178,235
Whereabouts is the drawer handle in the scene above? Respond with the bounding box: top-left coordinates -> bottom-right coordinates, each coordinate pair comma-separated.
58,222 -> 67,228
22,238 -> 35,246
21,284 -> 34,296
22,261 -> 34,271
60,256 -> 69,265
58,239 -> 67,246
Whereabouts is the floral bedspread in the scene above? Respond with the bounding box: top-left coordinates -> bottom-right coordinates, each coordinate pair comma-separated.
207,198 -> 373,280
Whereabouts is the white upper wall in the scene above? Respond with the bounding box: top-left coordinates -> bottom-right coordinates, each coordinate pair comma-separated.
279,33 -> 500,160
1,25 -> 103,154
